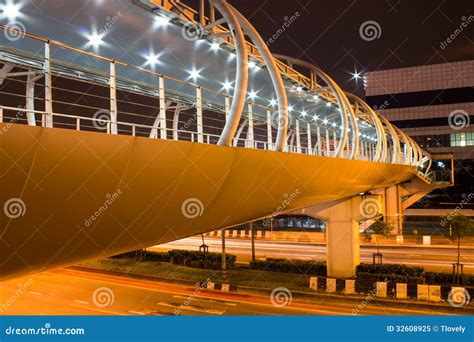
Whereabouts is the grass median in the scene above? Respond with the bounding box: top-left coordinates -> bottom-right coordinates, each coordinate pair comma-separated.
79,257 -> 312,292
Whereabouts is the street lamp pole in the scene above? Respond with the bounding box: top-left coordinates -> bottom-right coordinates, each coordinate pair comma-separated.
221,228 -> 227,280
250,222 -> 255,261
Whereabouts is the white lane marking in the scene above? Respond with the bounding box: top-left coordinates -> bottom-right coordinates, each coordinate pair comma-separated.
74,300 -> 89,305
173,295 -> 237,307
29,291 -> 42,295
172,295 -> 188,300
157,302 -> 225,315
128,310 -> 146,315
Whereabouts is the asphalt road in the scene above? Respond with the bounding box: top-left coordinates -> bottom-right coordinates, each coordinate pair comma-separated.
151,237 -> 474,273
0,269 -> 454,316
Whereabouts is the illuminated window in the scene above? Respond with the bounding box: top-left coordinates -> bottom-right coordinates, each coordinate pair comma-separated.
450,133 -> 474,147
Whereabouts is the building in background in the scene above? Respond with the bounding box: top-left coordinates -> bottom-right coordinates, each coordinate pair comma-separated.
364,60 -> 473,233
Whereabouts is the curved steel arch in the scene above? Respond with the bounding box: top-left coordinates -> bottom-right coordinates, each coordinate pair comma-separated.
229,4 -> 289,152
344,93 -> 385,163
394,127 -> 414,165
272,54 -> 356,159
213,0 -> 249,147
378,115 -> 401,164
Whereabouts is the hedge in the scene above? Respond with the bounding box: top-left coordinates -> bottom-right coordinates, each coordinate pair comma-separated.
250,258 -> 327,276
111,249 -> 235,270
425,271 -> 474,286
111,250 -> 171,262
356,264 -> 424,277
356,264 -> 474,286
168,250 -> 236,270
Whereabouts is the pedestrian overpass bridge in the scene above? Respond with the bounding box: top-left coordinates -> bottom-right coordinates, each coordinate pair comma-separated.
0,0 -> 452,280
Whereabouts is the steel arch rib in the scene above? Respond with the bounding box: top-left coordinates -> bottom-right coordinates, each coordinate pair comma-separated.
228,4 -> 289,152
271,55 -> 352,158
214,0 -> 249,147
345,93 -> 384,163
378,115 -> 401,164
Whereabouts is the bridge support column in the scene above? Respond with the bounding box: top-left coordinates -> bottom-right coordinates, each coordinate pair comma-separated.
324,199 -> 361,278
384,185 -> 403,235
299,195 -> 382,278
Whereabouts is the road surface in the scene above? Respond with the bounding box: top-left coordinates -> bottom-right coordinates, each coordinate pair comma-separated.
151,237 -> 474,273
0,269 -> 455,316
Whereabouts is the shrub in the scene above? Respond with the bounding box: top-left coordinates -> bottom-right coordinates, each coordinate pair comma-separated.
250,258 -> 326,276
356,264 -> 424,277
110,250 -> 170,262
168,249 -> 236,270
425,271 -> 474,286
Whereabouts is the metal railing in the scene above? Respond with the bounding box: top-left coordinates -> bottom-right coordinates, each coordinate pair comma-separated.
0,24 -> 419,166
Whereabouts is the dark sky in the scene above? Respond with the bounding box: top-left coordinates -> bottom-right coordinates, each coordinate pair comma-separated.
186,0 -> 473,97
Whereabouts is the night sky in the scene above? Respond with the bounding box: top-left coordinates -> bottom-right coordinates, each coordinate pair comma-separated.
187,0 -> 473,97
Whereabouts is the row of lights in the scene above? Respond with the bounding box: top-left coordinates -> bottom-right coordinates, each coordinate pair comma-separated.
74,8 -> 377,139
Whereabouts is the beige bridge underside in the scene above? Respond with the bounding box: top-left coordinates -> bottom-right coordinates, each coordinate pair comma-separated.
0,124 -> 418,280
